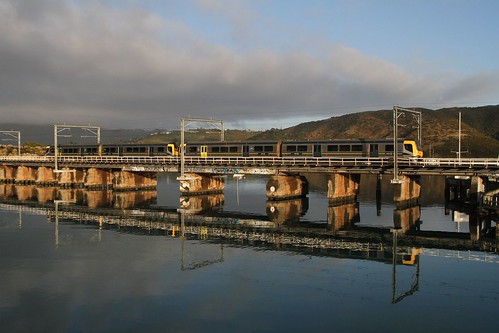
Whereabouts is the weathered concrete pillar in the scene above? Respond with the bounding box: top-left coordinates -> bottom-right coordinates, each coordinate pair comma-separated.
36,167 -> 57,186
327,202 -> 359,232
113,171 -> 157,191
393,205 -> 421,232
327,173 -> 360,204
85,168 -> 113,189
15,166 -> 37,184
0,166 -> 16,183
179,194 -> 224,214
266,197 -> 308,224
57,168 -> 85,188
469,176 -> 485,203
393,175 -> 421,207
179,173 -> 225,195
266,174 -> 308,200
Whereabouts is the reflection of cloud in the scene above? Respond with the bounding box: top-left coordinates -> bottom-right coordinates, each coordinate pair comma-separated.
0,0 -> 497,130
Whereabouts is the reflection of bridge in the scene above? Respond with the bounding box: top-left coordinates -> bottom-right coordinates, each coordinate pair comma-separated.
1,195 -> 497,257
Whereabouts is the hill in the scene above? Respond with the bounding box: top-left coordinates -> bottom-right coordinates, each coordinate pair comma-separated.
2,105 -> 498,158
246,106 -> 499,158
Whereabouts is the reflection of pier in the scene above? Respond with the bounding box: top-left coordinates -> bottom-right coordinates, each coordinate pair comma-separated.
1,192 -> 496,255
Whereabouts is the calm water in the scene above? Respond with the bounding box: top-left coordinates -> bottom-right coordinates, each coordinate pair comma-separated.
0,174 -> 497,333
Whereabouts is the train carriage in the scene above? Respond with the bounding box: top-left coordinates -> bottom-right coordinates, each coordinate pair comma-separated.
184,141 -> 280,157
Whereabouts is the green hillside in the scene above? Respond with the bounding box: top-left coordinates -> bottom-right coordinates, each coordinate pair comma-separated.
140,105 -> 499,158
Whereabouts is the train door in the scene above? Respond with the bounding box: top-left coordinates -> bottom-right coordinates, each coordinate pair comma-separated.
243,145 -> 250,157
200,145 -> 208,158
313,144 -> 322,157
149,146 -> 155,156
369,144 -> 379,157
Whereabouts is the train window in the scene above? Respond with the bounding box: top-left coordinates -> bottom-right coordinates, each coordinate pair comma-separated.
106,147 -> 116,153
157,147 -> 165,153
264,146 -> 274,152
230,146 -> 238,153
188,147 -> 197,153
404,144 -> 413,152
254,146 -> 263,152
339,145 -> 350,152
126,147 -> 133,153
212,147 -> 220,153
221,147 -> 229,153
385,145 -> 394,152
286,145 -> 297,152
297,145 -> 307,152
352,145 -> 363,152
139,147 -> 146,153
327,145 -> 338,152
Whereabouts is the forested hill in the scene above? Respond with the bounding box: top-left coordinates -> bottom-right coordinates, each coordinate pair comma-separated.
248,105 -> 499,158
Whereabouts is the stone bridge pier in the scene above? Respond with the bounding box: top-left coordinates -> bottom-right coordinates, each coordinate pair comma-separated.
266,174 -> 308,200
327,173 -> 360,204
393,175 -> 421,208
178,173 -> 225,195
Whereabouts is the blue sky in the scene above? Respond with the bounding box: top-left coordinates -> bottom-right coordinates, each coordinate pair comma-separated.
1,0 -> 498,129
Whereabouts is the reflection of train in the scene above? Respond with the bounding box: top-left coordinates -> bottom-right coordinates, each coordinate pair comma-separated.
48,139 -> 423,158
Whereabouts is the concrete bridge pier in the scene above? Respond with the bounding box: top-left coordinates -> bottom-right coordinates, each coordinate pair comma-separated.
85,168 -> 113,189
179,173 -> 225,195
57,168 -> 85,188
327,173 -> 360,204
113,170 -> 157,191
36,167 -> 57,186
266,174 -> 308,200
15,166 -> 37,184
0,166 -> 16,183
469,176 -> 485,203
393,175 -> 421,208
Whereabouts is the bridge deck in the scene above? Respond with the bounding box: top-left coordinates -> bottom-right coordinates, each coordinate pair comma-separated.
1,156 -> 498,176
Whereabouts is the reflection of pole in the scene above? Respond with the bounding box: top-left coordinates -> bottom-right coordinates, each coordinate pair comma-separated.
391,229 -> 397,303
376,174 -> 382,216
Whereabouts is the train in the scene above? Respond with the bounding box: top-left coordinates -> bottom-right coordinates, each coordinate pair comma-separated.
48,139 -> 423,158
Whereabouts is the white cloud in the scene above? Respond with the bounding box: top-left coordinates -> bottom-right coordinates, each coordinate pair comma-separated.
0,0 -> 497,130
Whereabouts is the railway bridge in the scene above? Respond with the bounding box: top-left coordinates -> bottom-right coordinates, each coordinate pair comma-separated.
0,155 -> 498,207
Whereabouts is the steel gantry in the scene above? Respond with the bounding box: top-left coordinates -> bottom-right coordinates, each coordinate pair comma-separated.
178,117 -> 224,180
53,125 -> 101,172
392,106 -> 422,184
0,130 -> 21,155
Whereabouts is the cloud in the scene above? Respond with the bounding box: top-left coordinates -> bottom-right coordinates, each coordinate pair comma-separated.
0,0 -> 497,130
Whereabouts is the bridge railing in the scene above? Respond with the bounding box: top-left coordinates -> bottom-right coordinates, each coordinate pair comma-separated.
0,155 -> 498,169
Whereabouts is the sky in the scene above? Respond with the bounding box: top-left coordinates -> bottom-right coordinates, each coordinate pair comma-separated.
0,0 -> 498,130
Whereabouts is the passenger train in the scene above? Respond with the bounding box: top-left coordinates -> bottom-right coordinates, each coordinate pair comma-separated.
48,139 -> 423,158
